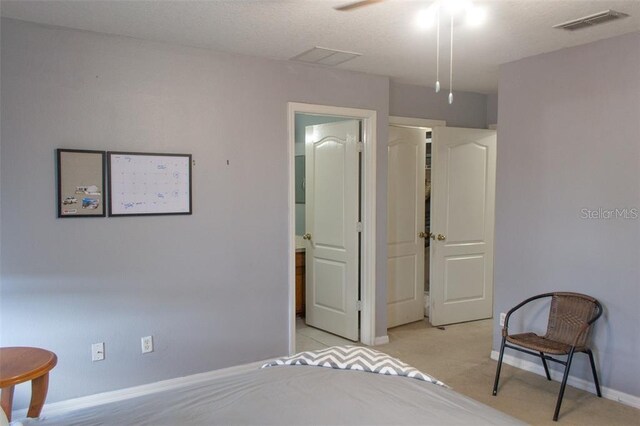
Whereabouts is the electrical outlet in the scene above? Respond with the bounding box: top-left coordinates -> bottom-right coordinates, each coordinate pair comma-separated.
141,336 -> 153,354
92,342 -> 105,362
499,312 -> 507,327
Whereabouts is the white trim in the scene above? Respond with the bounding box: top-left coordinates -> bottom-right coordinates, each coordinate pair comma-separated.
11,361 -> 266,421
490,350 -> 640,410
389,116 -> 446,129
373,335 -> 390,346
359,108 -> 377,347
287,104 -> 297,356
287,102 -> 377,352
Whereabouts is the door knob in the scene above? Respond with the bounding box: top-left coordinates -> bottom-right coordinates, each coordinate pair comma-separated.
302,233 -> 312,240
418,231 -> 429,239
437,234 -> 446,241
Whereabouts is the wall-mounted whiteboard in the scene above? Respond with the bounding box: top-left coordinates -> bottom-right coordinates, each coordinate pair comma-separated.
108,152 -> 192,216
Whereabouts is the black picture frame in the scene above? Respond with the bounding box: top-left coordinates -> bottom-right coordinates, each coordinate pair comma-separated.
107,151 -> 192,217
56,149 -> 106,218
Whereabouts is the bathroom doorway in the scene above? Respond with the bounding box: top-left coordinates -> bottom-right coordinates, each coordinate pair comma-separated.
287,103 -> 377,354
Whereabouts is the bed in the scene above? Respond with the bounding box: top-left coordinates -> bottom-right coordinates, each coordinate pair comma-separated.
23,346 -> 523,425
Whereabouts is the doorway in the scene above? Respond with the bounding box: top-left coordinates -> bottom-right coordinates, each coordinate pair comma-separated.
387,124 -> 432,328
386,117 -> 497,329
288,103 -> 376,354
386,117 -> 444,329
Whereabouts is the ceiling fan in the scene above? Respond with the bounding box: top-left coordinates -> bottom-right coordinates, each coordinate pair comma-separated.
334,0 -> 486,105
334,0 -> 385,12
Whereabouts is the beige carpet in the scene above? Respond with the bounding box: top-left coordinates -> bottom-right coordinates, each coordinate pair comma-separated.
376,319 -> 639,426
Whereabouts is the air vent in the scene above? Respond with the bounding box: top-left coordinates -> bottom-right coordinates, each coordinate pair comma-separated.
290,47 -> 361,66
553,10 -> 629,31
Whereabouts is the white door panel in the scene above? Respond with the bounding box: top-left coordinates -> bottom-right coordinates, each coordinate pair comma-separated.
387,125 -> 426,328
305,120 -> 359,341
314,259 -> 347,311
444,255 -> 485,301
388,255 -> 418,301
430,127 -> 496,326
446,143 -> 488,243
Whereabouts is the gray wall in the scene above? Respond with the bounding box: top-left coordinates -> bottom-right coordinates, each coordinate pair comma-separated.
486,93 -> 498,127
389,81 -> 488,129
0,18 -> 390,408
494,32 -> 640,397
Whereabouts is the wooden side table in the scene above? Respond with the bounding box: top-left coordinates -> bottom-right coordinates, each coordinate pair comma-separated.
0,347 -> 57,422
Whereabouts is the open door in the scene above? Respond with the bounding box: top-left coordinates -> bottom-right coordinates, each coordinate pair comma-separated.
304,120 -> 360,341
387,125 -> 427,328
430,127 -> 496,326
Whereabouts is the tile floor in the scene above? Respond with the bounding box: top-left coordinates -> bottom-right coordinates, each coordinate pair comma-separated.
295,317 -> 357,352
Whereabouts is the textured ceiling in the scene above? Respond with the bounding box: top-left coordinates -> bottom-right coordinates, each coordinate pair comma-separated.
1,0 -> 639,93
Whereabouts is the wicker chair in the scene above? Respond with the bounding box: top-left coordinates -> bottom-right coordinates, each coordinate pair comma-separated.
492,292 -> 603,421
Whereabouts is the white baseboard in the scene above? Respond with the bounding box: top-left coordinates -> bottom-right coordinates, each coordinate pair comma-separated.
12,360 -> 267,421
373,335 -> 390,345
490,350 -> 640,410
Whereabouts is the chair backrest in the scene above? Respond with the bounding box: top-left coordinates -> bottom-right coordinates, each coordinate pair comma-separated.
545,292 -> 601,348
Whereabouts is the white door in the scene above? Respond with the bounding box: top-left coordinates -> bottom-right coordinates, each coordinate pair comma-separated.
430,127 -> 496,326
304,120 -> 360,341
387,125 -> 427,328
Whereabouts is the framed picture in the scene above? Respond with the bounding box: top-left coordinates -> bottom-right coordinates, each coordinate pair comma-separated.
56,149 -> 106,218
107,151 -> 192,217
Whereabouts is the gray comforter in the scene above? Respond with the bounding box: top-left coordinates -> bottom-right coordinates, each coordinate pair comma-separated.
29,365 -> 524,425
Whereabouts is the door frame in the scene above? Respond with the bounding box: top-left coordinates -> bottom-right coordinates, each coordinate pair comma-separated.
288,102 -> 377,354
389,116 -> 446,129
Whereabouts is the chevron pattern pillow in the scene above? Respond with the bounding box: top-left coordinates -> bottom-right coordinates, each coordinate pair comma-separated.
262,345 -> 446,386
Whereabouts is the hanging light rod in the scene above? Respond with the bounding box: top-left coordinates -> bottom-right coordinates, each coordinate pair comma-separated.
335,0 -> 488,105
416,1 -> 487,29
416,1 -> 488,104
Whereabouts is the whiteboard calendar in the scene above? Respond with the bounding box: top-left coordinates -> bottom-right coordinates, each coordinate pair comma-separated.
108,152 -> 192,216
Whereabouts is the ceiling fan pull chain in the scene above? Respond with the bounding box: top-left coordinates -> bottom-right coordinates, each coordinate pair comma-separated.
435,7 -> 441,93
449,13 -> 454,105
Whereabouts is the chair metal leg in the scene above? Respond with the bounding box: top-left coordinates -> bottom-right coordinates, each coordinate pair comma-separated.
585,349 -> 602,397
540,351 -> 551,380
553,347 -> 575,421
493,336 -> 507,396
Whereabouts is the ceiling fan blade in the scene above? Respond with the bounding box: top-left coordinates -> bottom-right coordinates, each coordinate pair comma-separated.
334,0 -> 385,12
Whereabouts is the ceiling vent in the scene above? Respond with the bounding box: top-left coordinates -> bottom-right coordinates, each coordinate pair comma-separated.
290,47 -> 361,66
553,10 -> 629,31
